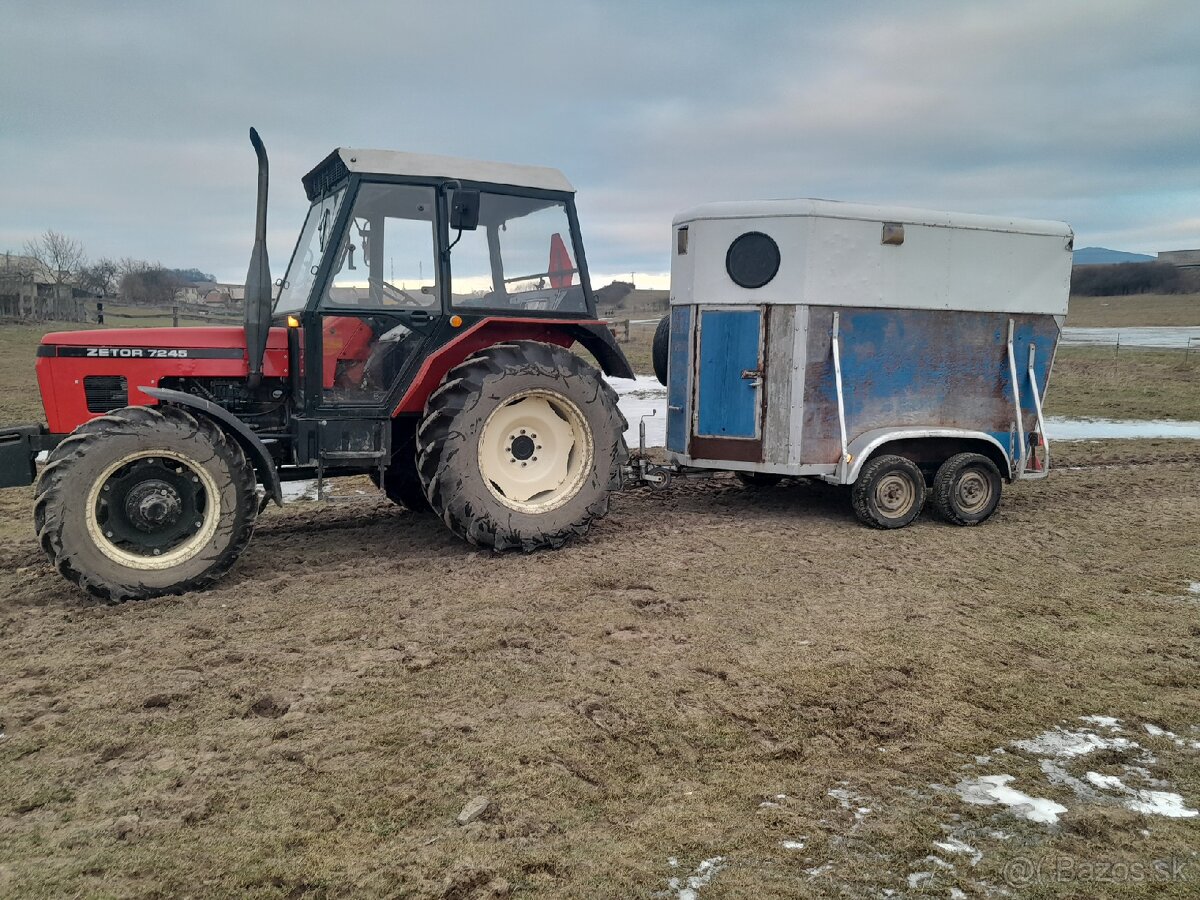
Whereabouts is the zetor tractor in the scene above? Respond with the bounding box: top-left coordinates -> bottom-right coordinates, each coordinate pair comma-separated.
1,130 -> 634,601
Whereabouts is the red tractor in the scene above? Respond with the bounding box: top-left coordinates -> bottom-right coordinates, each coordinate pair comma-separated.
1,131 -> 634,601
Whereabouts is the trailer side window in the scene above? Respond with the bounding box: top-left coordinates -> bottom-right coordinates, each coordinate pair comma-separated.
725,231 -> 780,289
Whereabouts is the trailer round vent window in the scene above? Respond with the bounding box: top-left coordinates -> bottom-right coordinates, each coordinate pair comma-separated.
725,232 -> 780,289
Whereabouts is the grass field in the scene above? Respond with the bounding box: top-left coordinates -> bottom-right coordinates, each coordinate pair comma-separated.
1065,293 -> 1200,327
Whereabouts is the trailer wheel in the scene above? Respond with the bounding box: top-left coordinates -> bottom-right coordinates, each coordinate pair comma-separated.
736,471 -> 782,488
33,405 -> 258,602
652,316 -> 670,386
851,454 -> 926,529
416,341 -> 628,551
932,452 -> 1002,526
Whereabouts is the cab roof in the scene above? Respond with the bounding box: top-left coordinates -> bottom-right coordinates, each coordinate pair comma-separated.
303,147 -> 573,199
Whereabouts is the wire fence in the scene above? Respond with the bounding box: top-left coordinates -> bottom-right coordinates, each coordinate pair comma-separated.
1059,327 -> 1200,361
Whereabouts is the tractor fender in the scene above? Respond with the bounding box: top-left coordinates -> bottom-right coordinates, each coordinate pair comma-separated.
140,386 -> 284,506
565,322 -> 636,380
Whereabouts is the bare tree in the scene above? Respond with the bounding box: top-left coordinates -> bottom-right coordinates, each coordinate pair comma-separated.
78,258 -> 119,297
23,230 -> 86,285
119,261 -> 179,307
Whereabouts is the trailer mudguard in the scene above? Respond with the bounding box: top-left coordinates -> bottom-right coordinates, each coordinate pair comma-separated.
140,386 -> 284,506
843,427 -> 1014,483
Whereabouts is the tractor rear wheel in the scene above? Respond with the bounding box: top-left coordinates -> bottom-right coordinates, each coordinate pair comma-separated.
416,341 -> 628,551
34,405 -> 258,601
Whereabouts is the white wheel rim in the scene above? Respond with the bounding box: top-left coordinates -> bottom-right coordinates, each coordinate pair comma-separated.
477,389 -> 593,513
85,450 -> 221,570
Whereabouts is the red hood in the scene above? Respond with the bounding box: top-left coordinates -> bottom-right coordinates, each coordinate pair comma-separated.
41,326 -> 288,351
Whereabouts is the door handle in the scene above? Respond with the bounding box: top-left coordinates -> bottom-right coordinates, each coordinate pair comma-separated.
407,310 -> 433,323
741,369 -> 763,387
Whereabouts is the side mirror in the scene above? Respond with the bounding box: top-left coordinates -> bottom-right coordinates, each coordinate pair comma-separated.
450,189 -> 480,232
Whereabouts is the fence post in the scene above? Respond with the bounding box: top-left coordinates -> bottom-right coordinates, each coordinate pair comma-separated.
172,305 -> 179,327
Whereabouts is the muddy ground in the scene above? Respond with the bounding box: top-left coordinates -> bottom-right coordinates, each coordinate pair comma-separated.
2,439 -> 1199,898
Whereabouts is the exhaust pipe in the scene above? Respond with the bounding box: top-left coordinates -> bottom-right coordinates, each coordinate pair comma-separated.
244,127 -> 272,389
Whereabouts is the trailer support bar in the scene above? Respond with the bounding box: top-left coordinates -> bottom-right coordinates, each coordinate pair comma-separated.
832,311 -> 850,481
1023,343 -> 1051,480
1006,318 -> 1026,477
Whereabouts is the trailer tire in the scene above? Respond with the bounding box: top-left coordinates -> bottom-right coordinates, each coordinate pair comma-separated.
34,405 -> 258,602
416,341 -> 628,551
851,454 -> 926,529
932,452 -> 1002,526
652,316 -> 670,386
736,471 -> 782,488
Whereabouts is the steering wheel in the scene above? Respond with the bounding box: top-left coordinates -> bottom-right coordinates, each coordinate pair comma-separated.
381,281 -> 436,309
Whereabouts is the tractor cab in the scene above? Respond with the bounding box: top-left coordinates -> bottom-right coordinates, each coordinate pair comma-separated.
275,150 -> 599,412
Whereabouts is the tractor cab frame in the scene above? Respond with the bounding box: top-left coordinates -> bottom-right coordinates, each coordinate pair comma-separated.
259,148 -> 630,486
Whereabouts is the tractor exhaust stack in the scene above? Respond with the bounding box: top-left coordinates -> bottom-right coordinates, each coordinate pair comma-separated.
244,127 -> 272,388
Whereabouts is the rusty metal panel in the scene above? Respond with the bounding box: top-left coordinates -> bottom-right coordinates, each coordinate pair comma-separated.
801,306 -> 1060,466
763,305 -> 794,465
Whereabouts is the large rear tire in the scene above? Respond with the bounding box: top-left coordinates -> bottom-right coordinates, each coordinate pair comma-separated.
652,316 -> 670,386
34,405 -> 258,602
416,341 -> 628,551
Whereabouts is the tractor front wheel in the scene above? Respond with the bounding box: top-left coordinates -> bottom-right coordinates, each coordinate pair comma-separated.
34,405 -> 258,601
416,342 -> 628,550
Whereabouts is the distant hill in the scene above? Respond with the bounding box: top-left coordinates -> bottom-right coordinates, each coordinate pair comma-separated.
1073,247 -> 1154,265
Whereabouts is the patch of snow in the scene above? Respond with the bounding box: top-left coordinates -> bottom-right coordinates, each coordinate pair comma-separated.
827,786 -> 872,822
1143,724 -> 1171,738
611,376 -> 667,448
923,855 -> 954,870
664,856 -> 726,900
281,479 -> 319,503
933,838 -> 982,866
907,871 -> 934,889
1085,772 -> 1124,791
1080,715 -> 1122,729
35,450 -> 49,464
1188,582 -> 1200,595
758,800 -> 780,808
667,857 -> 678,868
805,862 -> 833,878
955,775 -> 1068,825
781,839 -> 806,850
1084,772 -> 1198,818
950,889 -> 968,900
1013,727 -> 1137,758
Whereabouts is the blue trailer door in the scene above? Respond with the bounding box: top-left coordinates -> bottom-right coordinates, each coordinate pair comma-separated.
695,308 -> 763,440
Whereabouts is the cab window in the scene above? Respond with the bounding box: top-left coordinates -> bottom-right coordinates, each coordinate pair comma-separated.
448,192 -> 587,313
322,183 -> 438,311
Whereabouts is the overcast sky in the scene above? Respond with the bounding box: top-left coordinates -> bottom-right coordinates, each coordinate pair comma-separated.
2,0 -> 1197,285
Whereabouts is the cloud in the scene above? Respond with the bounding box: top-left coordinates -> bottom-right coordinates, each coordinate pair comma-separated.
1,0 -> 1197,282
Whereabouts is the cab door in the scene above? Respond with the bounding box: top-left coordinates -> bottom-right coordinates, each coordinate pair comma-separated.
691,306 -> 764,462
316,183 -> 442,409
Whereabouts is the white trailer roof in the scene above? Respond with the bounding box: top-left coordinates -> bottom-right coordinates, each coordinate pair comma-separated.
670,198 -> 1073,316
333,148 -> 574,193
674,198 -> 1071,238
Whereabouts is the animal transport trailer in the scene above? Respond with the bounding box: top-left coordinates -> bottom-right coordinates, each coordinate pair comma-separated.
648,199 -> 1073,528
